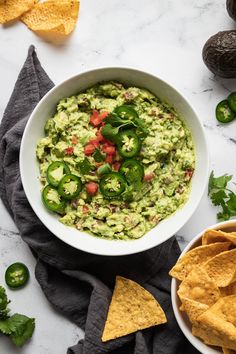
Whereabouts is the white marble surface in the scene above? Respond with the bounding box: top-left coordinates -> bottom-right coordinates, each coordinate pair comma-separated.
1,0 -> 236,352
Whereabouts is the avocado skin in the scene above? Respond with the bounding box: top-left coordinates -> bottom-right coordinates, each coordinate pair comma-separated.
227,0 -> 236,21
202,30 -> 236,78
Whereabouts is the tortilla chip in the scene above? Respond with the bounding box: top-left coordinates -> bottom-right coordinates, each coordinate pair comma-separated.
193,295 -> 236,350
178,267 -> 220,307
180,297 -> 209,323
0,0 -> 36,24
223,348 -> 236,354
102,276 -> 167,342
220,282 -> 236,297
169,242 -> 231,281
203,249 -> 236,287
202,229 -> 236,246
21,0 -> 79,35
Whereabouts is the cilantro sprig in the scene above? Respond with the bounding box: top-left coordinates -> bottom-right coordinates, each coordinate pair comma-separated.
208,171 -> 236,220
0,286 -> 35,347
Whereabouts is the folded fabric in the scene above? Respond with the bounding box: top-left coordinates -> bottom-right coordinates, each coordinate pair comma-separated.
0,46 -> 200,354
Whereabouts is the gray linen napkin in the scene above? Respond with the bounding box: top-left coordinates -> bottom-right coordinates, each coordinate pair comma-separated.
0,46 -> 200,354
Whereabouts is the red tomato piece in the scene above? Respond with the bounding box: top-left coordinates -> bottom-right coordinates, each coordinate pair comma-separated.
103,146 -> 116,155
113,162 -> 121,171
143,172 -> 155,181
65,147 -> 74,155
90,110 -> 102,126
99,111 -> 109,120
71,136 -> 78,145
84,144 -> 96,155
86,182 -> 98,196
89,139 -> 100,148
96,130 -> 105,142
105,155 -> 113,164
82,205 -> 89,213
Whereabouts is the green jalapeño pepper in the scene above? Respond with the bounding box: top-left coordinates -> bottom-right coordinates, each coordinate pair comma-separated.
58,174 -> 82,200
114,105 -> 139,120
119,159 -> 144,184
228,92 -> 236,113
100,172 -> 126,198
46,161 -> 71,187
117,130 -> 141,158
5,263 -> 29,289
215,100 -> 236,123
42,185 -> 66,212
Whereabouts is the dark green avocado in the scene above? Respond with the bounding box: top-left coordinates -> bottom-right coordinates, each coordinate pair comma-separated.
202,30 -> 236,78
227,0 -> 236,21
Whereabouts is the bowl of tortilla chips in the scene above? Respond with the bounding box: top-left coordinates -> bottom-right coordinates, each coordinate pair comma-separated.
170,220 -> 236,354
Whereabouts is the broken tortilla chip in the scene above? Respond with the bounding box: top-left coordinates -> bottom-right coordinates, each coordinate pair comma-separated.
223,348 -> 236,354
220,282 -> 236,297
192,295 -> 236,350
180,297 -> 209,324
0,0 -> 36,24
178,267 -> 220,307
203,248 -> 236,287
102,276 -> 167,342
169,242 -> 231,281
21,0 -> 79,35
202,229 -> 236,246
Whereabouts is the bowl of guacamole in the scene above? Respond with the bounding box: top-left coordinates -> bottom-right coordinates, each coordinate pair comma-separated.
20,68 -> 209,255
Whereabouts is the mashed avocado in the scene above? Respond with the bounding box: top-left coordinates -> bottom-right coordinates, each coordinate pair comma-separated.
36,82 -> 195,240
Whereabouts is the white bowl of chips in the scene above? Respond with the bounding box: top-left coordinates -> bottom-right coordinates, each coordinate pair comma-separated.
171,220 -> 236,354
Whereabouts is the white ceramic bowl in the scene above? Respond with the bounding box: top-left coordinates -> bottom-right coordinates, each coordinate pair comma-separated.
20,67 -> 209,256
171,220 -> 236,354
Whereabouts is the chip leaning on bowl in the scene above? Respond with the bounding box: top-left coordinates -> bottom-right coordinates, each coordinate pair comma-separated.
36,81 -> 195,240
170,229 -> 236,353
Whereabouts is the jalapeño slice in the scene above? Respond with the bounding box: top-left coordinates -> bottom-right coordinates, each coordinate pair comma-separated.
114,105 -> 138,120
42,185 -> 65,212
228,92 -> 236,113
100,172 -> 126,198
5,263 -> 29,289
119,159 -> 144,184
117,130 -> 141,158
58,174 -> 82,200
46,161 -> 70,187
215,100 -> 236,123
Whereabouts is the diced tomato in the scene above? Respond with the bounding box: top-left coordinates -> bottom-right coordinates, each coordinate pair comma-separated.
102,145 -> 116,155
96,130 -> 105,142
71,136 -> 78,145
84,144 -> 96,155
105,155 -> 113,164
99,111 -> 109,120
88,139 -> 100,148
101,121 -> 106,127
65,147 -> 74,155
82,205 -> 89,213
184,169 -> 194,180
113,162 -> 121,171
86,182 -> 98,196
102,139 -> 115,146
143,172 -> 155,181
90,110 -> 101,126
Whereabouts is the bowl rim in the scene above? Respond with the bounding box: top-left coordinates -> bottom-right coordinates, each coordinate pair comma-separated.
20,66 -> 209,256
171,219 -> 236,354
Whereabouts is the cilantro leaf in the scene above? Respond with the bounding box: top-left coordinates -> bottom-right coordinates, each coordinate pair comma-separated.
0,286 -> 9,311
211,190 -> 228,206
78,158 -> 92,175
208,171 -> 236,221
208,170 -> 232,194
93,148 -> 106,162
9,314 -> 35,347
0,317 -> 16,334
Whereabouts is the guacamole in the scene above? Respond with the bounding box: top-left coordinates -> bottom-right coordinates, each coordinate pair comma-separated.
36,82 -> 195,240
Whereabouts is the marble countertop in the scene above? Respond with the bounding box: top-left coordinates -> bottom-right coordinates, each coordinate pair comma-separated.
1,0 -> 236,353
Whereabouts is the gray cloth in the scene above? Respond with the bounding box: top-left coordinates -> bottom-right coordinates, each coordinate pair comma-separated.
0,46 -> 200,354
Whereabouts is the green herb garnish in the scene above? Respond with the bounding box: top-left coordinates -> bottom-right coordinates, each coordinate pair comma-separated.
78,158 -> 92,175
208,170 -> 236,220
0,285 -> 35,346
93,148 -> 106,162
